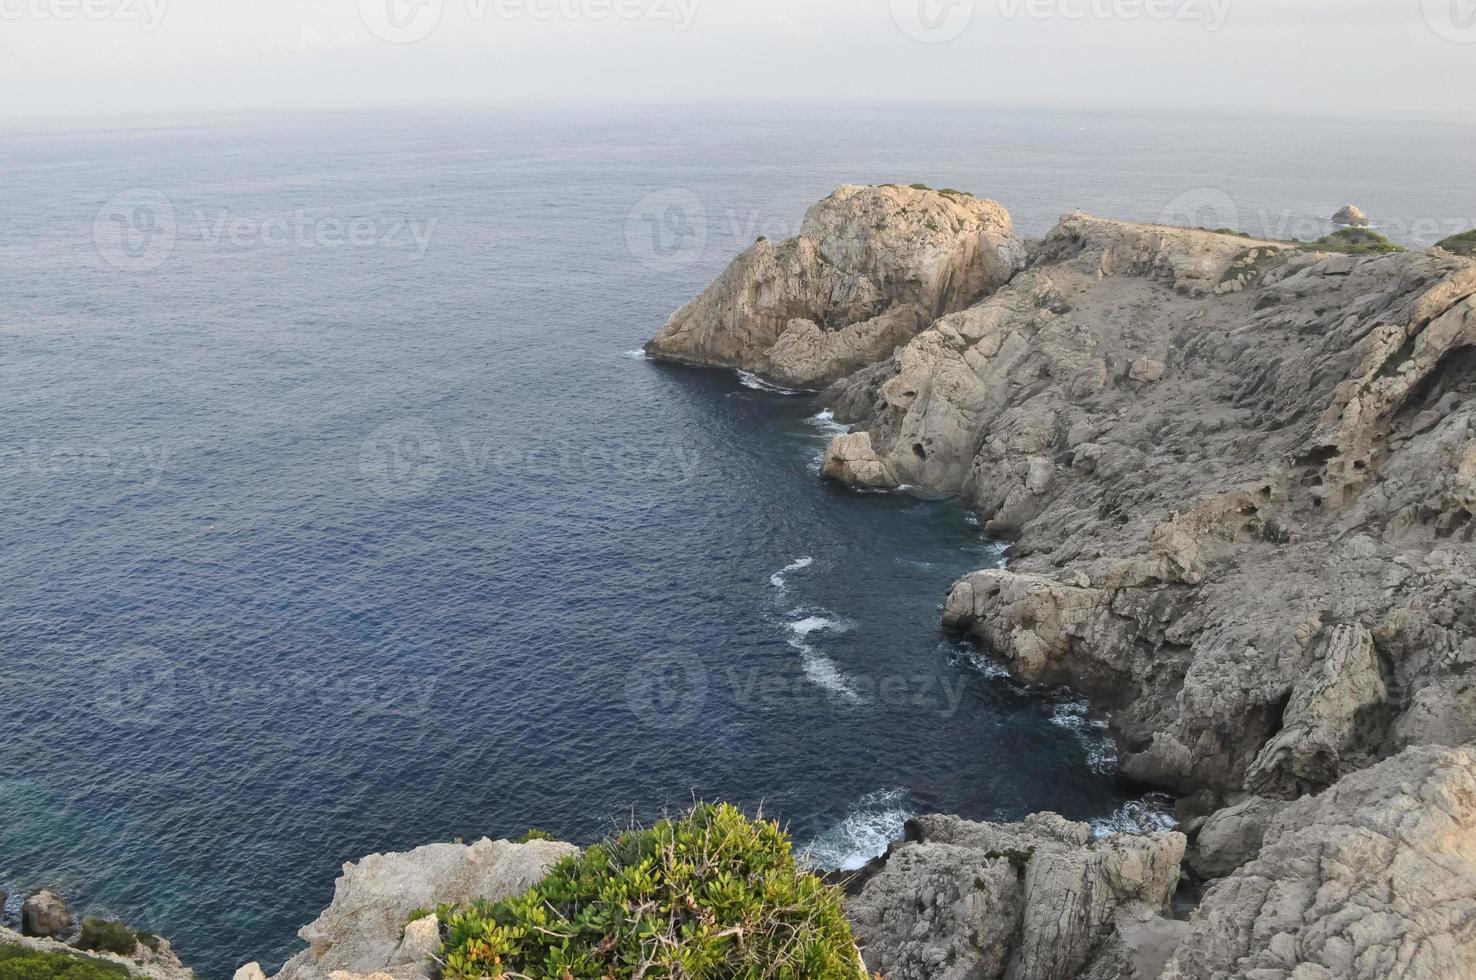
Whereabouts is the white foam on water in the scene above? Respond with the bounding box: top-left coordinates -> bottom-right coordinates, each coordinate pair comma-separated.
622,349 -> 649,360
788,634 -> 865,704
806,409 -> 851,436
802,788 -> 914,872
787,615 -> 847,639
1091,796 -> 1178,839
736,370 -> 808,395
769,556 -> 814,590
1051,698 -> 1118,775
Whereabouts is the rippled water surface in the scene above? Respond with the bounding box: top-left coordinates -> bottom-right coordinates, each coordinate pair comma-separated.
2,105 -> 1472,977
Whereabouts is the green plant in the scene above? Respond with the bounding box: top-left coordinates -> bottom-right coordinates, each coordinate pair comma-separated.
0,945 -> 130,980
516,828 -> 559,844
74,921 -> 138,957
938,188 -> 974,199
1310,228 -> 1404,255
439,803 -> 864,979
1437,230 -> 1476,257
908,182 -> 932,191
132,935 -> 160,955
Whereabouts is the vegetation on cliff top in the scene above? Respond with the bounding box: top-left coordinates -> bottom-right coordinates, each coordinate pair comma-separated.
0,944 -> 129,980
438,803 -> 864,979
1437,230 -> 1476,257
1311,227 -> 1404,255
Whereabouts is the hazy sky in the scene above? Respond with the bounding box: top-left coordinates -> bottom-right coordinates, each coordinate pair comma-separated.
2,0 -> 1472,121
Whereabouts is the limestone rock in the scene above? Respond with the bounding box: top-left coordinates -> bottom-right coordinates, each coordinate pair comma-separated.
1332,204 -> 1370,227
1188,796 -> 1287,878
271,838 -> 578,980
845,812 -> 1185,980
0,924 -> 192,980
21,889 -> 70,939
645,184 -> 1025,377
234,965 -> 268,980
1163,745 -> 1476,979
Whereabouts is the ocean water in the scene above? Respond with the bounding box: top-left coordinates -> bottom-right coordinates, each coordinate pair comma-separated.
1,105 -> 1472,978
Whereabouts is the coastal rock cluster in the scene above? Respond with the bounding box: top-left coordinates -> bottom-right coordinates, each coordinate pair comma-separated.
227,187 -> 1474,980
641,185 -> 1476,977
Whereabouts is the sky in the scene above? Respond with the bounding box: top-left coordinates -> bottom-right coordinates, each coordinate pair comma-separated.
1,0 -> 1473,121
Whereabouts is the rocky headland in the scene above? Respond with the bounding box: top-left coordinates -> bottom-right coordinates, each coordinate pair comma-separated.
116,185 -> 1476,979
637,184 -> 1476,977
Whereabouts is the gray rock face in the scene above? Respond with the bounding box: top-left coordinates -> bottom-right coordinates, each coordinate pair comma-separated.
645,184 -> 1025,384
1188,796 -> 1287,879
270,837 -> 577,980
875,214 -> 1476,801
21,889 -> 70,939
1332,204 -> 1370,227
1164,745 -> 1476,980
845,813 -> 1185,980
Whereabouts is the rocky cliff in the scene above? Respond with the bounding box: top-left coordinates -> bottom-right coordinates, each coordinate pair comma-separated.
644,184 -> 1026,387
637,186 -> 1476,978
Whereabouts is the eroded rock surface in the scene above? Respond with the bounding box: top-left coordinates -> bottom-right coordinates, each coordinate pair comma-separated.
845,812 -> 1186,980
833,212 -> 1476,803
645,184 -> 1025,385
267,838 -> 577,980
1164,745 -> 1476,980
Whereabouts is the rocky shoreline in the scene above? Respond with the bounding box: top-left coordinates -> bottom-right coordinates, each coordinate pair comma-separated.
640,184 -> 1476,977
25,185 -> 1475,979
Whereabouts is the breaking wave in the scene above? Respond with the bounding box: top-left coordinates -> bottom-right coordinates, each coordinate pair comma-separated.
802,788 -> 914,871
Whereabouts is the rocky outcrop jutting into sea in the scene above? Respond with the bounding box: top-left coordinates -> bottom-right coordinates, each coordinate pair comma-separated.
644,184 -> 1026,387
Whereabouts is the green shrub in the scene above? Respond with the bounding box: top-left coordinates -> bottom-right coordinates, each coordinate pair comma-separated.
1311,228 -> 1403,255
0,944 -> 130,980
74,921 -> 138,958
439,803 -> 864,979
908,182 -> 932,191
1437,230 -> 1476,257
515,828 -> 559,844
938,188 -> 974,199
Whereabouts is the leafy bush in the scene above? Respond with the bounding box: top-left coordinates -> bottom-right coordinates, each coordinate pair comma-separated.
1311,228 -> 1403,255
0,944 -> 129,980
74,921 -> 138,957
1437,230 -> 1476,257
907,182 -> 932,191
439,803 -> 864,979
515,828 -> 559,844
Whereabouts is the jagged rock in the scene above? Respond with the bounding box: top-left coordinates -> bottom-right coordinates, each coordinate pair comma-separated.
851,210 -> 1476,799
645,184 -> 1025,380
1163,745 -> 1476,979
1332,204 -> 1370,227
21,889 -> 70,938
234,964 -> 268,980
271,838 -> 577,980
1244,623 -> 1389,796
1121,733 -> 1195,790
845,812 -> 1185,980
1188,796 -> 1287,879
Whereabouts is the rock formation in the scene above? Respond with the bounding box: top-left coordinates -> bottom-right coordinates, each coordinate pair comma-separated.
0,923 -> 193,980
644,184 -> 1025,386
845,813 -> 1186,980
21,889 -> 71,938
642,185 -> 1476,978
1332,204 -> 1370,227
251,836 -> 577,980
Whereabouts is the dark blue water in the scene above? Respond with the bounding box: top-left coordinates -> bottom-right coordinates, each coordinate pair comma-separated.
2,105 -> 1473,978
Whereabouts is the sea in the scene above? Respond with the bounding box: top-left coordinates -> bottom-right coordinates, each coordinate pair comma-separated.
1,103 -> 1472,977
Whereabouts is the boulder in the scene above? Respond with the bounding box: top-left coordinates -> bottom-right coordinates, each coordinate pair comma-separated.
1332,204 -> 1370,227
1187,796 -> 1287,878
21,889 -> 70,939
271,838 -> 577,980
